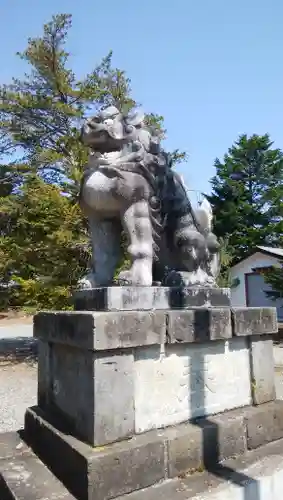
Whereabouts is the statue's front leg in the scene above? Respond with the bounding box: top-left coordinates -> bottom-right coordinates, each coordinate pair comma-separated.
118,201 -> 153,286
78,217 -> 122,289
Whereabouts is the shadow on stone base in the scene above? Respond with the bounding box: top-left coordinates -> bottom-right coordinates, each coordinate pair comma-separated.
24,401 -> 283,500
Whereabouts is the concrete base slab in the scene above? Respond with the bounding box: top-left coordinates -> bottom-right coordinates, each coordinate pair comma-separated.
274,345 -> 283,367
117,438 -> 283,500
24,406 -> 165,500
73,286 -> 231,311
2,421 -> 283,499
0,432 -> 74,499
23,401 -> 283,500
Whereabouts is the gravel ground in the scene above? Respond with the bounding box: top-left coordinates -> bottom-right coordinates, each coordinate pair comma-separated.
275,367 -> 283,400
0,361 -> 37,432
0,325 -> 33,338
0,359 -> 283,433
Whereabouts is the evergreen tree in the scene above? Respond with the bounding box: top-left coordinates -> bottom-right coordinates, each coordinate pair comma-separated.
262,265 -> 283,301
216,237 -> 234,287
0,13 -> 185,310
0,14 -> 165,194
0,175 -> 89,310
207,134 -> 283,263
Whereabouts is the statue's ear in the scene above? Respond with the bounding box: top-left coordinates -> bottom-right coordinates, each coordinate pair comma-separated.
125,110 -> 145,128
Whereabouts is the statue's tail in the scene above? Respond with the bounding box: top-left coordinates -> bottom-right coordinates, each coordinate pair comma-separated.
194,198 -> 213,235
172,173 -> 213,235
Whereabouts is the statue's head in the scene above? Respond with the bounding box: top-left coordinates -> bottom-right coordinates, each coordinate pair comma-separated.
81,106 -> 159,154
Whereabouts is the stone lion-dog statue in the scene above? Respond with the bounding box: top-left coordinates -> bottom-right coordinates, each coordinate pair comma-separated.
78,106 -> 220,288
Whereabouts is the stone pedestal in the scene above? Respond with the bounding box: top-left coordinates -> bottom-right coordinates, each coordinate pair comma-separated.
73,286 -> 231,311
21,300 -> 280,500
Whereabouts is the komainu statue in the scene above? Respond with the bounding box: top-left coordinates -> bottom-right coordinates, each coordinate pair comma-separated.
78,106 -> 220,288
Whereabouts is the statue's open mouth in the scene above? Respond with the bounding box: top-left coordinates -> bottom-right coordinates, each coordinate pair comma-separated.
82,128 -> 122,153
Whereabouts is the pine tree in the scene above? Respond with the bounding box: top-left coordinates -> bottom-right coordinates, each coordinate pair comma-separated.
0,14 -> 166,194
0,13 -> 184,310
207,134 -> 283,263
262,265 -> 283,301
216,237 -> 234,287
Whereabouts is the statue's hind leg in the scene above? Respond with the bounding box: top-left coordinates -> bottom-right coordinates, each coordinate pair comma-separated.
78,217 -> 122,288
118,200 -> 153,286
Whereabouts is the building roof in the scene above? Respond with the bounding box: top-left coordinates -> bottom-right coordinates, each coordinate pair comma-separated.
256,246 -> 283,259
230,245 -> 283,270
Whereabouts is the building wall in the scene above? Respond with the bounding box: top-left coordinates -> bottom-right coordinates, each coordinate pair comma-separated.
230,252 -> 279,307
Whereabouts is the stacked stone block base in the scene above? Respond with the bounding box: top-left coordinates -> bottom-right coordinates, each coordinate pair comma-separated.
0,293 -> 281,499
24,401 -> 283,500
32,306 -> 277,447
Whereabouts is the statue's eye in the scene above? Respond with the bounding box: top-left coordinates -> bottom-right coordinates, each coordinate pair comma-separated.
104,118 -> 114,126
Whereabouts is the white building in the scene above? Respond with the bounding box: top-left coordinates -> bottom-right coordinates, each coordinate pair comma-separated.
230,246 -> 283,321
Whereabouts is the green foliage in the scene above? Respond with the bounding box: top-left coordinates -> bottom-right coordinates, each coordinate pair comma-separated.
11,278 -> 72,312
0,175 -> 89,310
0,13 -> 173,194
216,237 -> 233,287
0,163 -> 30,197
0,14 -> 113,193
261,265 -> 283,301
207,134 -> 283,264
0,13 -> 187,311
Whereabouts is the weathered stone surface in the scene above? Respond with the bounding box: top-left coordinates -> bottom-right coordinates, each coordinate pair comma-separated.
0,451 -> 75,499
0,337 -> 37,361
41,344 -> 134,446
34,307 -> 277,355
249,336 -> 276,405
91,350 -> 134,445
134,338 -> 251,433
88,437 -> 164,500
244,400 -> 283,449
73,286 -> 231,311
78,106 -> 221,290
24,403 -> 283,500
210,411 -> 247,462
116,437 -> 283,500
167,309 -> 231,343
0,432 -> 31,461
166,424 -> 203,477
33,306 -> 281,450
9,432 -> 283,500
166,411 -> 246,477
34,310 -> 166,350
232,307 -> 277,336
37,340 -> 51,407
25,406 -> 165,500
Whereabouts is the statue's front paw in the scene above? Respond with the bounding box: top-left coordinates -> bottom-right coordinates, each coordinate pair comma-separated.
77,273 -> 97,289
163,269 -> 216,287
116,270 -> 133,286
117,264 -> 152,286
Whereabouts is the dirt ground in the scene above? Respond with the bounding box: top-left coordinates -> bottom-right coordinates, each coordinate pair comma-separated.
0,311 -> 33,325
0,360 -> 37,432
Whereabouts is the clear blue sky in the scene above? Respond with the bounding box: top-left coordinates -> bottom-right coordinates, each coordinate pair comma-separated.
1,0 -> 283,198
